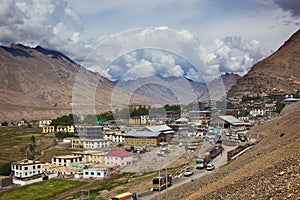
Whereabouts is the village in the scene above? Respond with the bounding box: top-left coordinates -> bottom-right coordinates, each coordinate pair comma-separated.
0,93 -> 299,196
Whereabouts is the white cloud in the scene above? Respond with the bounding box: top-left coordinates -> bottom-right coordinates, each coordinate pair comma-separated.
1,0 -> 297,84
0,0 -> 88,59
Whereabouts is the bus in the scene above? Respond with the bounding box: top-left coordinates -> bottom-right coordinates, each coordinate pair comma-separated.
111,192 -> 137,200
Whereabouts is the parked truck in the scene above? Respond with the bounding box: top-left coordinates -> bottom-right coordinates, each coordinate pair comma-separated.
209,144 -> 224,159
196,152 -> 211,169
152,173 -> 172,191
111,192 -> 137,200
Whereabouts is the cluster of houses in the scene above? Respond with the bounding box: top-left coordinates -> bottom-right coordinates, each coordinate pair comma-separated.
6,93 -> 300,187
9,148 -> 133,186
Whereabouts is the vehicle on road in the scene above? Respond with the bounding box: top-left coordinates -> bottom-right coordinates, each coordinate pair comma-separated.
238,134 -> 248,142
209,144 -> 224,159
183,167 -> 194,177
227,143 -> 254,161
230,132 -> 239,140
225,130 -> 232,137
111,192 -> 137,200
196,152 -> 211,169
152,173 -> 172,191
206,164 -> 215,171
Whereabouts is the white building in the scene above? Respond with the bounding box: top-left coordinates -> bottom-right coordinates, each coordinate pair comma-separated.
141,115 -> 149,125
11,160 -> 43,179
104,129 -> 125,143
82,139 -> 110,149
82,167 -> 108,179
51,155 -> 83,166
250,108 -> 265,117
39,120 -> 52,128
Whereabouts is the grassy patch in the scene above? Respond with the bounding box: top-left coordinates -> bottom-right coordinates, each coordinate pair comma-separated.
16,134 -> 44,139
0,179 -> 82,200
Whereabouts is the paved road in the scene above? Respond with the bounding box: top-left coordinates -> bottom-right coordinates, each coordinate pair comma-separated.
138,144 -> 237,200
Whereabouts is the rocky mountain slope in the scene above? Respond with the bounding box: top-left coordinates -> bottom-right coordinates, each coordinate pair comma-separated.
153,101 -> 300,199
118,73 -> 240,104
228,29 -> 300,97
0,44 -> 151,121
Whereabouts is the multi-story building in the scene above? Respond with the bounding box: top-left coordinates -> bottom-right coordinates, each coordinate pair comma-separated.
187,110 -> 211,125
104,149 -> 133,167
104,129 -> 125,143
11,160 -> 43,179
75,125 -> 104,138
82,139 -> 110,149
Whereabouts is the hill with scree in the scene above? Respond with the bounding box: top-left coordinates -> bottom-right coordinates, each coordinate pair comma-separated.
151,102 -> 300,199
228,29 -> 300,97
0,44 -> 152,121
0,44 -> 240,121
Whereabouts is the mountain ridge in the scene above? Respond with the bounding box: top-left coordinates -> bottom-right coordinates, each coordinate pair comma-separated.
227,29 -> 300,97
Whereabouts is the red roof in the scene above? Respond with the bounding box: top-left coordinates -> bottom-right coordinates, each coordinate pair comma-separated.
105,149 -> 132,157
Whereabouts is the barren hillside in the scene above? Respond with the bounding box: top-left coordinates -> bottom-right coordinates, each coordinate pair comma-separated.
154,102 -> 300,199
228,29 -> 300,97
0,44 -> 152,121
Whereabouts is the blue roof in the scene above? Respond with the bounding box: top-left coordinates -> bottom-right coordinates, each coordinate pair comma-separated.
125,131 -> 162,138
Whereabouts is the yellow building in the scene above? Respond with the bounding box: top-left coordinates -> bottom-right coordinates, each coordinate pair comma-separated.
42,126 -> 55,133
129,116 -> 141,125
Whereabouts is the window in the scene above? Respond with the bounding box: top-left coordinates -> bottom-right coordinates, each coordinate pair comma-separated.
97,172 -> 101,176
91,172 -> 94,175
33,166 -> 35,169
24,166 -> 28,170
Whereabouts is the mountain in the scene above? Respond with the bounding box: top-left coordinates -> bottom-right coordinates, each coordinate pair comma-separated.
208,72 -> 241,100
228,29 -> 300,97
0,44 -> 151,121
117,73 -> 240,104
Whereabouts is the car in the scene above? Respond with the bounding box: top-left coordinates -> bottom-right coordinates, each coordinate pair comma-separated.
183,167 -> 194,177
225,130 -> 232,137
230,132 -> 239,140
206,164 -> 215,171
239,135 -> 247,142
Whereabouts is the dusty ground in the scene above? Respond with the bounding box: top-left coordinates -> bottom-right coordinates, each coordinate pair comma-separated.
150,101 -> 300,200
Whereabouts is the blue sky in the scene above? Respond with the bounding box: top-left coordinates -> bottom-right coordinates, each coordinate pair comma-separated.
1,0 -> 300,81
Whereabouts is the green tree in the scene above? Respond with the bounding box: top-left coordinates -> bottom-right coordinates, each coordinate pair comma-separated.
238,110 -> 250,117
164,104 -> 181,111
97,111 -> 114,121
31,135 -> 36,145
0,162 -> 11,176
50,114 -> 74,126
275,102 -> 286,113
1,121 -> 8,126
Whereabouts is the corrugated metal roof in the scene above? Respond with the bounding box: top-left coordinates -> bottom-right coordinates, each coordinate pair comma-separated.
125,131 -> 162,138
219,115 -> 245,125
145,125 -> 172,132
